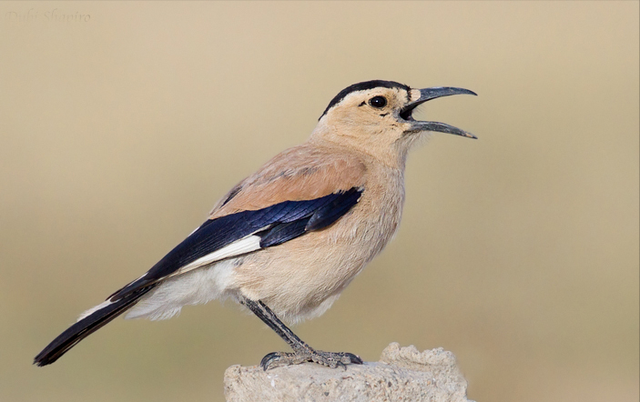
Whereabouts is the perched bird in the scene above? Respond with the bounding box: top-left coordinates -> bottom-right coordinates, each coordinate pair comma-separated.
34,80 -> 476,370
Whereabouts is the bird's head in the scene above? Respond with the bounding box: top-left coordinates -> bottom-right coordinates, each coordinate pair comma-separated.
311,80 -> 476,168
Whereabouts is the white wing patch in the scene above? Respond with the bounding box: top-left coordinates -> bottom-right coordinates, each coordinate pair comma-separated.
167,234 -> 262,278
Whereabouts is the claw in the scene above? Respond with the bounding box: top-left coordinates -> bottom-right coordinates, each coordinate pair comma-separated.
344,352 -> 363,365
260,352 -> 281,371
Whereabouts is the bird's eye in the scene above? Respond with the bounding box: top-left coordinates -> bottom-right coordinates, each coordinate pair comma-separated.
369,96 -> 387,108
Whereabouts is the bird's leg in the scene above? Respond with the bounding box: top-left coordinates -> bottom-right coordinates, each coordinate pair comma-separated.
240,297 -> 363,370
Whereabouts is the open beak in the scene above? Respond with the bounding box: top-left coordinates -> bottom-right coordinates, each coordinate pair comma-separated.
400,87 -> 477,139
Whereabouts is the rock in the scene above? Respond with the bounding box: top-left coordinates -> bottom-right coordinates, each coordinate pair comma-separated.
224,343 -> 473,401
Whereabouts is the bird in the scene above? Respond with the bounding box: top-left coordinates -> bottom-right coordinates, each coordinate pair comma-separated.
34,80 -> 476,370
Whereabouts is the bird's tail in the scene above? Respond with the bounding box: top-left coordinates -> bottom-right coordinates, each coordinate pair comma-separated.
33,285 -> 155,367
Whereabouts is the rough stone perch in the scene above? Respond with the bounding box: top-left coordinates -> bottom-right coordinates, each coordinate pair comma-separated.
224,343 -> 473,401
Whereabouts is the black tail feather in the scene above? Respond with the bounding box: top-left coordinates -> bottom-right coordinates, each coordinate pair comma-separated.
34,285 -> 155,366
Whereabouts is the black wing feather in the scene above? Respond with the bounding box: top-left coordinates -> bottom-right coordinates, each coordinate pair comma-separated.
261,187 -> 363,246
306,187 -> 363,231
259,219 -> 309,248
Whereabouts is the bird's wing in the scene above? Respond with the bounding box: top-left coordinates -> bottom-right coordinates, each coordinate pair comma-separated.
109,144 -> 367,301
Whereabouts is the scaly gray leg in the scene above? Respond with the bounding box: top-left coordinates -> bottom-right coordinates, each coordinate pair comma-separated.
240,297 -> 363,370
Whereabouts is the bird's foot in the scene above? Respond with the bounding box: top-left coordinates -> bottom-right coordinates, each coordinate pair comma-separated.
260,349 -> 363,370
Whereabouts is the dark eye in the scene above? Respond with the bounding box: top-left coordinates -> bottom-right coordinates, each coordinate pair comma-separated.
369,96 -> 387,108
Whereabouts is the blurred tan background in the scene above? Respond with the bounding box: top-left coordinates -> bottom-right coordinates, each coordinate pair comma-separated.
0,2 -> 637,401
